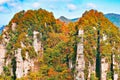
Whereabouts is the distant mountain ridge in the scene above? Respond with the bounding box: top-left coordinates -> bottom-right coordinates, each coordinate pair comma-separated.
0,25 -> 5,34
59,16 -> 71,23
105,13 -> 120,27
59,16 -> 79,23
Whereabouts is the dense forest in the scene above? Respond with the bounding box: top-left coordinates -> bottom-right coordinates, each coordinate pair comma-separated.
0,9 -> 120,80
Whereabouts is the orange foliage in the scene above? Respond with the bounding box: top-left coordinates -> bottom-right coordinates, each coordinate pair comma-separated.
48,68 -> 57,77
59,34 -> 69,42
61,24 -> 69,35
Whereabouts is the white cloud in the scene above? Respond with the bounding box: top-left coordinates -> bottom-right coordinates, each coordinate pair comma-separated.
86,3 -> 96,9
9,2 -> 17,7
0,6 -> 4,11
0,0 -> 10,4
32,2 -> 40,8
0,6 -> 10,13
67,4 -> 77,11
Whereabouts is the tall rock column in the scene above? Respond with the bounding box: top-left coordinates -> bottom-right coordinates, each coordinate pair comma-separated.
15,48 -> 24,78
101,58 -> 109,80
0,44 -> 6,74
113,54 -> 119,80
33,31 -> 42,53
74,30 -> 85,80
33,31 -> 43,72
101,34 -> 109,80
88,61 -> 96,80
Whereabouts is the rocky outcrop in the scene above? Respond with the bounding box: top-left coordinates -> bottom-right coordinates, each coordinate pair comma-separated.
15,48 -> 35,78
69,59 -> 73,69
88,62 -> 96,80
33,31 -> 42,54
12,23 -> 17,31
113,54 -> 119,80
15,48 -> 24,78
15,31 -> 42,78
0,44 -> 6,74
75,30 -> 85,80
101,58 -> 109,80
33,31 -> 43,59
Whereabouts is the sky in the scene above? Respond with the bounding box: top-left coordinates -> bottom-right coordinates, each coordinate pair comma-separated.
0,0 -> 120,27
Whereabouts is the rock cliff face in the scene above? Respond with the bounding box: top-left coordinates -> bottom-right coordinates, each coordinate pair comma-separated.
87,62 -> 96,80
0,22 -> 43,79
75,30 -> 85,80
113,54 -> 119,80
15,48 -> 35,78
75,10 -> 120,80
0,44 -> 6,74
15,30 -> 42,78
33,31 -> 42,54
101,58 -> 109,80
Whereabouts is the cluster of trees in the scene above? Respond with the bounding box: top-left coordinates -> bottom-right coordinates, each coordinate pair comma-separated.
0,9 -> 77,80
77,9 -> 120,79
0,9 -> 119,80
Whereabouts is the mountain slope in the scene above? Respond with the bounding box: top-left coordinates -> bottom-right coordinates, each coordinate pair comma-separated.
0,9 -> 74,80
105,13 -> 120,27
75,9 -> 120,80
59,16 -> 71,23
0,25 -> 5,34
71,18 -> 79,22
0,9 -> 120,80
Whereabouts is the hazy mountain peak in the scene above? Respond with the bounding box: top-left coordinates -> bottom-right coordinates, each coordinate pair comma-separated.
59,16 -> 71,23
105,13 -> 120,27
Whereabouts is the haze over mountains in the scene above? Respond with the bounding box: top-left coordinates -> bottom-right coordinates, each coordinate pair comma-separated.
105,13 -> 120,27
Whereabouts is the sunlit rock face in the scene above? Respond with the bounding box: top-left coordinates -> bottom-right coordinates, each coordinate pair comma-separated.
0,44 -> 6,74
15,48 -> 24,78
33,31 -> 42,53
87,62 -> 96,80
101,58 -> 109,80
15,49 -> 36,78
12,23 -> 17,31
33,31 -> 43,71
75,30 -> 85,80
33,30 -> 43,59
113,54 -> 119,80
69,59 -> 73,69
15,31 -> 43,78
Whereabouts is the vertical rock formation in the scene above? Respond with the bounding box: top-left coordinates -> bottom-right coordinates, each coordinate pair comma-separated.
88,62 -> 96,80
100,34 -> 109,80
23,52 -> 34,76
113,54 -> 119,80
12,23 -> 17,31
75,30 -> 85,80
15,30 -> 43,78
33,31 -> 43,72
101,58 -> 109,80
33,31 -> 42,53
15,48 -> 23,78
0,44 -> 6,74
69,59 -> 73,69
15,48 -> 35,78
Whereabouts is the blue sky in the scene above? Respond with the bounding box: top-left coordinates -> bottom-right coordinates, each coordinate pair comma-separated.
0,0 -> 120,27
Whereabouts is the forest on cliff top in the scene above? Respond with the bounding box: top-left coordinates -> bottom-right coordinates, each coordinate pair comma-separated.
0,9 -> 120,80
